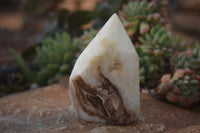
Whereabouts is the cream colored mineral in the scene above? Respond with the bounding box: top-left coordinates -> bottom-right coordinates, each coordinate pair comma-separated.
69,13 -> 140,125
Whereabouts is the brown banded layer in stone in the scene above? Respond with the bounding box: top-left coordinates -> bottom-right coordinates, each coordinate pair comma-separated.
72,76 -> 105,118
72,72 -> 138,125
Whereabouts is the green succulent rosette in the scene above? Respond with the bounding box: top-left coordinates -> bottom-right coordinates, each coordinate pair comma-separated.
157,69 -> 200,107
119,0 -> 162,39
170,48 -> 200,74
139,25 -> 174,58
136,45 -> 165,87
35,32 -> 81,85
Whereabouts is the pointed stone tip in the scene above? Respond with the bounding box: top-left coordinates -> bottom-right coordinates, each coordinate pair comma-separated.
111,13 -> 118,18
96,13 -> 139,59
110,13 -> 121,23
98,13 -> 124,37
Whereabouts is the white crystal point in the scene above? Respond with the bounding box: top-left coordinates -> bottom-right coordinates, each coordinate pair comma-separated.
69,13 -> 140,125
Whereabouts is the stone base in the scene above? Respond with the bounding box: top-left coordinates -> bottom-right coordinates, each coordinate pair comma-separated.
0,78 -> 200,133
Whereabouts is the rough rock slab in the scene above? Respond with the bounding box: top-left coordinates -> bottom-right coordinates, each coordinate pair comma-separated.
0,78 -> 200,133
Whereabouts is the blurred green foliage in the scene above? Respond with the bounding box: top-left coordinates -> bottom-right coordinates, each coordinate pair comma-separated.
6,0 -> 200,105
35,32 -> 81,85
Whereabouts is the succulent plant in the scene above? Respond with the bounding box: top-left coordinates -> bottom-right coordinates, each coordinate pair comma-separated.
139,25 -> 174,58
119,0 -> 162,41
175,41 -> 200,52
135,25 -> 176,87
170,48 -> 200,74
9,49 -> 36,83
157,69 -> 200,107
136,45 -> 165,87
81,29 -> 97,48
35,32 -> 81,85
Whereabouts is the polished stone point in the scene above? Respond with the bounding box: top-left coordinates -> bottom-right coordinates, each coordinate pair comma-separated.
69,13 -> 140,125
